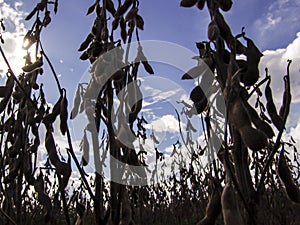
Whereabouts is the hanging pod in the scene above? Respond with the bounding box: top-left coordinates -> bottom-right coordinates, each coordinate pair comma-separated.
265,79 -> 284,131
60,89 -> 68,135
221,181 -> 244,225
278,150 -> 300,203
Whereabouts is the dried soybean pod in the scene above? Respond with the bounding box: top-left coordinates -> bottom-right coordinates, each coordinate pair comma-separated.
70,85 -> 81,119
279,75 -> 291,119
125,7 -> 138,22
45,128 -> 61,167
229,99 -> 251,129
197,0 -> 206,10
243,100 -> 274,138
208,19 -> 220,41
43,96 -> 61,125
0,86 -> 9,97
221,182 -> 244,225
239,126 -> 268,151
190,86 -> 208,114
78,33 -> 93,52
115,0 -> 132,17
106,0 -> 116,16
22,57 -> 43,73
120,17 -> 127,43
60,154 -> 71,190
197,180 -> 221,225
34,173 -> 52,218
219,0 -> 232,12
60,90 -> 68,135
135,14 -> 144,30
278,150 -> 300,203
81,130 -> 90,166
180,0 -> 198,7
141,61 -> 154,75
0,75 -> 14,114
265,80 -> 284,130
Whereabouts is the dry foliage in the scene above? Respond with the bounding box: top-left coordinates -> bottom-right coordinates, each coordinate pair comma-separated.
0,0 -> 299,225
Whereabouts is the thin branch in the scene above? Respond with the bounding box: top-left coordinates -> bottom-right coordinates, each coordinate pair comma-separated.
0,207 -> 17,225
66,128 -> 96,200
39,42 -> 63,94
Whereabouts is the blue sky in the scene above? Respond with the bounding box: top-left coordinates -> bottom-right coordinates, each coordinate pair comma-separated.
1,0 -> 300,181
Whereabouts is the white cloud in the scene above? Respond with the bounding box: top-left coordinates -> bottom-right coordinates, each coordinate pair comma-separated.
145,114 -> 181,134
0,1 -> 27,76
259,32 -> 300,103
253,0 -> 300,47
